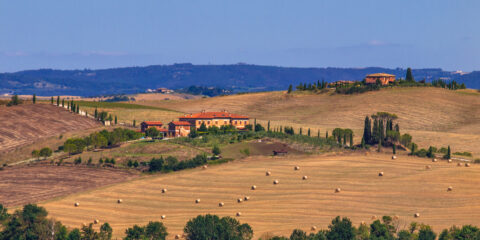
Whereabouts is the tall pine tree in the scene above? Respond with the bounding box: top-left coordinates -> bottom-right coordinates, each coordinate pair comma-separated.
363,116 -> 372,144
406,67 -> 414,82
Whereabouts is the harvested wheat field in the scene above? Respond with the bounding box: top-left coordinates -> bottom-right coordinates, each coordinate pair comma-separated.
0,165 -> 138,208
138,88 -> 480,156
42,152 -> 480,238
0,104 -> 100,153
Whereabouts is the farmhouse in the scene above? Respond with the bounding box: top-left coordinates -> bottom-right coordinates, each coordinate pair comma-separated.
140,121 -> 164,132
168,121 -> 192,137
178,110 -> 249,130
365,73 -> 396,85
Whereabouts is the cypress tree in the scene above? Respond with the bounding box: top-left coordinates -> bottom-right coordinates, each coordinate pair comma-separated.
372,118 -> 379,143
62,99 -> 65,107
133,119 -> 136,127
326,131 -> 328,138
361,137 -> 365,149
317,130 -> 320,138
115,116 -> 117,124
254,119 -> 257,132
267,121 -> 270,132
379,120 -> 385,144
406,67 -> 414,82
56,96 -> 60,106
308,128 -> 311,137
32,94 -> 36,104
280,126 -> 283,133
287,85 -> 293,94
51,96 -> 54,104
395,124 -> 400,132
446,145 -> 451,159
349,133 -> 353,147
343,133 -> 347,145
393,144 -> 396,154
363,116 -> 372,144
94,108 -> 98,118
76,105 -> 80,113
299,128 -> 302,135
377,139 -> 382,152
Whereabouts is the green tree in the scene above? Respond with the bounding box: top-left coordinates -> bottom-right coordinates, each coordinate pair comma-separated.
94,107 -> 98,118
418,225 -> 436,240
7,95 -> 22,106
288,84 -> 293,94
410,142 -> 418,155
114,116 -> 118,125
145,127 -> 160,138
290,229 -> 307,240
198,122 -> 208,133
39,147 -> 53,159
32,94 -> 36,104
100,222 -> 113,240
393,144 -> 396,155
51,96 -> 54,104
57,96 -> 60,106
31,149 -> 40,160
212,145 -> 221,156
406,67 -> 415,82
326,216 -> 356,240
1,204 -> 50,239
444,145 -> 451,159
361,137 -> 366,149
369,219 -> 394,240
184,214 -> 253,240
133,119 -> 136,127
363,116 -> 372,144
356,222 -> 370,240
267,121 -> 271,132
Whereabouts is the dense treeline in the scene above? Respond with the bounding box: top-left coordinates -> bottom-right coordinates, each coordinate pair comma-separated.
2,203 -> 480,240
362,112 -> 404,147
149,154 -> 208,172
62,128 -> 143,155
176,85 -> 232,97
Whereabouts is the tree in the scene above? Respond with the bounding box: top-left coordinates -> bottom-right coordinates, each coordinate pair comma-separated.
32,94 -> 36,104
7,95 -> 22,106
255,123 -> 265,132
308,128 -> 311,137
145,127 -> 160,138
444,145 -> 451,159
184,214 -> 253,240
51,96 -> 54,104
363,116 -> 372,144
288,84 -> 293,94
212,145 -> 221,156
133,119 -> 136,127
361,137 -> 366,149
57,96 -> 60,106
114,116 -> 118,125
94,108 -> 98,118
427,146 -> 435,158
410,142 -> 418,155
326,216 -> 355,240
31,149 -> 40,160
1,204 -> 50,239
39,147 -> 53,159
393,144 -> 396,154
418,225 -> 436,240
99,222 -> 113,240
267,121 -> 271,132
406,67 -> 415,82
369,219 -> 394,240
145,221 -> 168,240
198,122 -> 208,133
290,229 -> 307,240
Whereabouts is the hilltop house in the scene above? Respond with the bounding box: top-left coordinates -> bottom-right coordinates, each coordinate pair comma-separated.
141,121 -> 165,132
178,110 -> 249,130
365,73 -> 396,85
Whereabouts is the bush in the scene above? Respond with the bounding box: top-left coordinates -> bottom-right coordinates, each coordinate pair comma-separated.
184,214 -> 253,240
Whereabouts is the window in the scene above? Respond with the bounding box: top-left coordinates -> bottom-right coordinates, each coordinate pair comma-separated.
224,121 -> 227,124
215,121 -> 218,124
207,121 -> 210,124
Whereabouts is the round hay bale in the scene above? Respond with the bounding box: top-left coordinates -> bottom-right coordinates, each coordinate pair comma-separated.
273,179 -> 279,185
425,165 -> 432,169
237,198 -> 243,203
466,163 -> 471,167
236,212 -> 242,217
117,199 -> 122,204
202,165 -> 208,169
251,185 -> 257,190
294,166 -> 300,171
74,202 -> 80,207
392,155 -> 397,160
218,202 -> 224,207
175,234 -> 181,239
378,172 -> 384,177
162,188 -> 167,193
266,171 -> 271,176
302,175 -> 308,180
244,196 -> 250,201
371,215 -> 377,220
82,222 -> 87,227
335,188 -> 341,193
432,158 -> 438,162
195,199 -> 201,204
161,215 -> 166,219
447,186 -> 453,192
457,163 -> 462,167
414,213 -> 420,218
311,226 -> 317,231
448,159 -> 452,163
94,219 -> 99,224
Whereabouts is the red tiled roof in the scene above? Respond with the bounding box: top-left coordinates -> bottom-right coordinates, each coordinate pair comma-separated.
169,121 -> 192,126
366,73 -> 395,77
179,111 -> 249,119
142,121 -> 163,126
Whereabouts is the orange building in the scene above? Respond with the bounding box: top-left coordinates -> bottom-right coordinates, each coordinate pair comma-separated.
365,73 -> 396,85
168,121 -> 192,137
178,110 -> 249,130
141,121 -> 164,132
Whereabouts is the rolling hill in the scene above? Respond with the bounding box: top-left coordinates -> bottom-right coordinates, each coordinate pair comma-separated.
1,64 -> 478,96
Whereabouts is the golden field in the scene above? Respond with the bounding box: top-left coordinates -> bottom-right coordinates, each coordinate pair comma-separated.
41,152 -> 480,238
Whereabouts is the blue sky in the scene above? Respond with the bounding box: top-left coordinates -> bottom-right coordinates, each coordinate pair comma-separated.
0,0 -> 479,72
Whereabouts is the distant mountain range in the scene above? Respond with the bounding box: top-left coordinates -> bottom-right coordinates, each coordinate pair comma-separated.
1,63 -> 478,96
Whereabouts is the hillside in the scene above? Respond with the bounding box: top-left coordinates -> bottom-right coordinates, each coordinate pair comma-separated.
139,88 -> 480,156
0,104 -> 101,154
1,64 -> 478,96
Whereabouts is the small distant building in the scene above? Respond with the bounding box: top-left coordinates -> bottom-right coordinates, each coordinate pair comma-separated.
141,121 -> 164,132
178,110 -> 249,130
168,121 -> 192,137
273,150 -> 288,156
365,73 -> 396,85
157,88 -> 174,94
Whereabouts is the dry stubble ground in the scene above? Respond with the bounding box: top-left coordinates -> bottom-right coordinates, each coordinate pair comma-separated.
41,152 -> 480,239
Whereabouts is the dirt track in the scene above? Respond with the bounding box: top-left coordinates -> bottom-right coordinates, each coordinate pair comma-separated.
0,165 -> 138,208
0,104 -> 100,153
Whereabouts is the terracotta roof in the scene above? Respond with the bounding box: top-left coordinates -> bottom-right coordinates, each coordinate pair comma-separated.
169,121 -> 192,126
142,121 -> 163,125
366,73 -> 396,77
179,111 -> 249,119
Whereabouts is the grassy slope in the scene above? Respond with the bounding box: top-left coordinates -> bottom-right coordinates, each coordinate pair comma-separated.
136,88 -> 480,157
42,152 -> 480,238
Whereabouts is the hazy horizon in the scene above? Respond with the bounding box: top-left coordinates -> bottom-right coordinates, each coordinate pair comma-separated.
1,0 -> 479,72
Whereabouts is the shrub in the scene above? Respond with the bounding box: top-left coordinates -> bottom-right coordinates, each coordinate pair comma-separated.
184,214 -> 253,240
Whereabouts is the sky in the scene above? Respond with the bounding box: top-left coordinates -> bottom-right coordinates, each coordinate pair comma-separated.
0,0 -> 479,72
